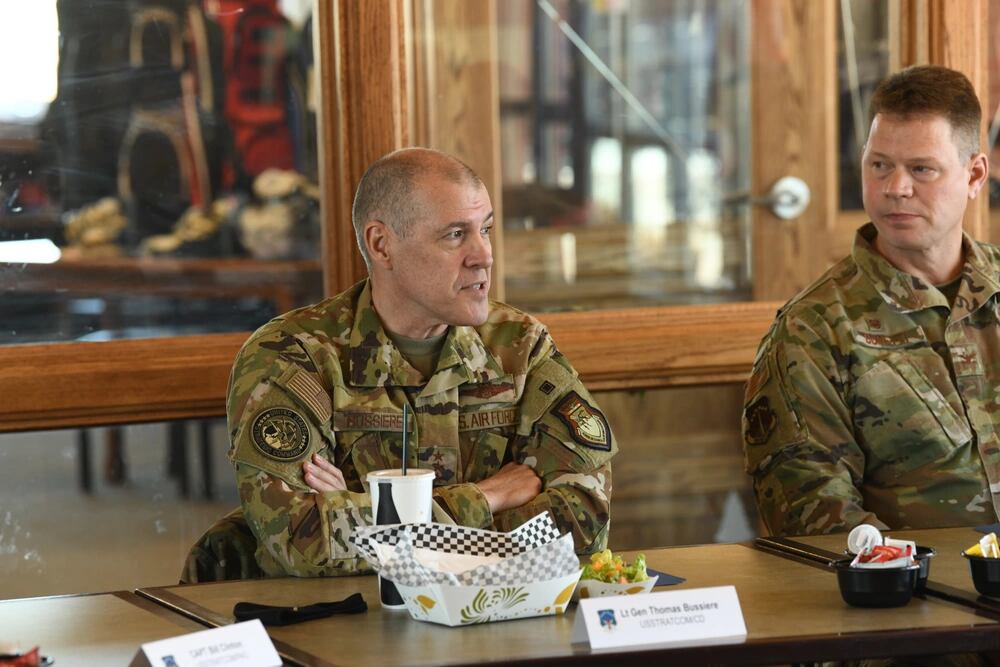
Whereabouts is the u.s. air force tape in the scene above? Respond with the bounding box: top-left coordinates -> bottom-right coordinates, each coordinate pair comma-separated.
552,391 -> 611,451
251,407 -> 310,460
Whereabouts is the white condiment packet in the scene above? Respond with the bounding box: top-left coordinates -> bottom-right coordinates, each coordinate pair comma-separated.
884,537 -> 916,558
980,533 -> 1000,558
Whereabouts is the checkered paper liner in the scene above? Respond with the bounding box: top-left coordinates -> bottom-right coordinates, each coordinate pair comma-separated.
350,513 -> 579,587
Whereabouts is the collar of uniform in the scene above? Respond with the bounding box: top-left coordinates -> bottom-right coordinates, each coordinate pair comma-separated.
347,280 -> 424,387
853,222 -> 948,313
417,324 -> 506,398
951,233 -> 1000,322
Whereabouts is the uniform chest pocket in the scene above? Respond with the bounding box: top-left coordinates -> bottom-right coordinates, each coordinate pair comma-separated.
343,431 -> 392,486
460,429 -> 510,482
853,357 -> 972,475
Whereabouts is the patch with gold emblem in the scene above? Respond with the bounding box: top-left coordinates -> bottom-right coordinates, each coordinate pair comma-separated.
251,407 -> 310,460
744,396 -> 777,446
553,392 -> 611,451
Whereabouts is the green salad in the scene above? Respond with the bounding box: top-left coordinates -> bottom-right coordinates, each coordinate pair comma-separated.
580,549 -> 648,584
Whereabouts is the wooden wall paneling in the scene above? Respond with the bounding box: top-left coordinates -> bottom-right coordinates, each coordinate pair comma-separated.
0,302 -> 778,432
412,0 -> 506,301
0,334 -> 245,432
542,300 -> 780,390
600,384 -> 755,550
889,0 -> 989,241
926,0 -> 990,242
317,0 -> 412,297
750,0 -> 840,302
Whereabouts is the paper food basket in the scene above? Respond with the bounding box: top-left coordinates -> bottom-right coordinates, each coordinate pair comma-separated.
351,513 -> 582,626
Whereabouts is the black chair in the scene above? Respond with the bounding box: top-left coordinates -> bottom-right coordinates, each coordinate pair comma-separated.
180,506 -> 264,584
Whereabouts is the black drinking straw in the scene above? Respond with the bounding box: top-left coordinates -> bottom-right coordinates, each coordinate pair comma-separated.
401,404 -> 409,476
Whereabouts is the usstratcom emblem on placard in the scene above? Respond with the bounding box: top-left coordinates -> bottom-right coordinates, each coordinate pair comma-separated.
251,407 -> 310,460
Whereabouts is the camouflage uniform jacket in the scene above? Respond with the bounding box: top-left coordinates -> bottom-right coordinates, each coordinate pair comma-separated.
744,223 -> 1000,536
228,279 -> 616,577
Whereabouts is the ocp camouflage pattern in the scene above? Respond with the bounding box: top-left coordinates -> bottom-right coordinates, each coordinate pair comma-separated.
743,223 -> 1000,536
228,279 -> 616,577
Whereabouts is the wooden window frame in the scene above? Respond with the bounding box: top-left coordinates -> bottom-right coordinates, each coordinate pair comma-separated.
0,0 -> 986,433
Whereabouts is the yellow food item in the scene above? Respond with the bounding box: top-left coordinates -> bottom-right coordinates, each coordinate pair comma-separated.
966,532 -> 1000,558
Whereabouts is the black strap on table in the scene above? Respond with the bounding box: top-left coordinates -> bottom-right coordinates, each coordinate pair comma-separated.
233,592 -> 367,626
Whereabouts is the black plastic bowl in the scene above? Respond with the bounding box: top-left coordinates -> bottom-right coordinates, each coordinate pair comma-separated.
830,557 -> 919,608
913,546 -> 936,594
843,546 -> 936,593
963,552 -> 1000,597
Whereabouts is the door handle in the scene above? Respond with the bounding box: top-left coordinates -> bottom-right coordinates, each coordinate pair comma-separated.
723,176 -> 811,220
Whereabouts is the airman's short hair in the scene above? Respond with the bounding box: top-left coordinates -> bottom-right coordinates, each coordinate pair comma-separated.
351,148 -> 483,268
869,65 -> 982,159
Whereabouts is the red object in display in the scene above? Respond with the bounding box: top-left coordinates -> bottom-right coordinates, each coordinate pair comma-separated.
207,0 -> 295,181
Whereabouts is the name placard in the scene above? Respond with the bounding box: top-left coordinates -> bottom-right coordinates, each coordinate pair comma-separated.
129,619 -> 281,667
571,585 -> 747,651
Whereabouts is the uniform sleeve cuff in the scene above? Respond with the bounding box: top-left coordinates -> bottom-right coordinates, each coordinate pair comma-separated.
432,483 -> 494,529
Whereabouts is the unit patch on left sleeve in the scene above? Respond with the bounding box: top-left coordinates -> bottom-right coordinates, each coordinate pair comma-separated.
552,391 -> 611,451
744,396 -> 777,446
251,407 -> 310,460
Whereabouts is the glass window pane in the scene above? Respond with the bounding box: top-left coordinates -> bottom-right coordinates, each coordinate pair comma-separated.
601,384 -> 759,550
837,0 -> 889,210
0,1 -> 321,345
498,0 -> 752,311
989,0 -> 1000,240
0,421 -> 237,598
497,1 -> 889,311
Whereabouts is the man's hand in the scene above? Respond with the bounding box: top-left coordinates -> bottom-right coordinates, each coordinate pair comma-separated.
476,462 -> 542,513
303,453 -> 347,492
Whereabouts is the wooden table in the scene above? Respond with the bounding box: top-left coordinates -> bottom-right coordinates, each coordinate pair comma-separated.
137,542 -> 1000,666
0,591 -> 205,666
759,525 -> 1000,613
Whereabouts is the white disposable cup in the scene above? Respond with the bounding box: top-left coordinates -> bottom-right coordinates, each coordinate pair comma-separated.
367,468 -> 435,524
366,468 -> 435,609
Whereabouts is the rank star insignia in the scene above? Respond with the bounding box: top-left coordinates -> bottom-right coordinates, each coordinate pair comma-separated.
251,407 -> 310,460
745,396 -> 777,446
553,391 -> 611,451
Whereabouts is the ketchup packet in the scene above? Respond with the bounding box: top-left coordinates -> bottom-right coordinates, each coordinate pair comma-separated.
847,526 -> 916,569
0,648 -> 43,667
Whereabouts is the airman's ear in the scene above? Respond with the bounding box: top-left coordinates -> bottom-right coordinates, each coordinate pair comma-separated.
968,152 -> 989,199
364,220 -> 393,269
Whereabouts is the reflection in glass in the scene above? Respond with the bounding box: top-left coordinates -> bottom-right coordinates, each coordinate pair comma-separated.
600,384 -> 758,550
499,0 -> 751,311
989,0 -> 1000,240
0,0 -> 321,345
837,0 -> 889,210
0,421 -> 237,598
